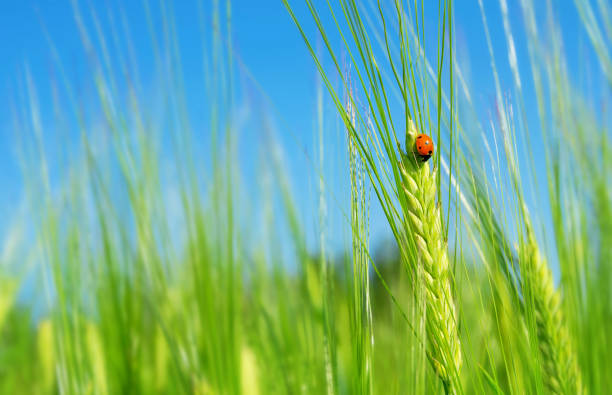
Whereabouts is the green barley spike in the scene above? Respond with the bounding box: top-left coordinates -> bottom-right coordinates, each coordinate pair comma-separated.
399,119 -> 462,392
523,219 -> 584,395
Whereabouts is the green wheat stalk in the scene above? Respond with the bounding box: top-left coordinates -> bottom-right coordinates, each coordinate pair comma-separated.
498,89 -> 584,393
521,217 -> 584,394
399,119 -> 461,392
347,85 -> 374,395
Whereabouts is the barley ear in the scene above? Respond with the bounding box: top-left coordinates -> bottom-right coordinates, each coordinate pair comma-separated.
399,120 -> 462,392
524,224 -> 584,394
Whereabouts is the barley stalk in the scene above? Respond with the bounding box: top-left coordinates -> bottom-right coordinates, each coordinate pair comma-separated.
523,224 -> 584,394
347,83 -> 373,395
399,120 -> 462,392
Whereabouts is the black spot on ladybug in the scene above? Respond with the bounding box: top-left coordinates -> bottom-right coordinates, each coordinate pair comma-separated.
428,150 -> 432,154
417,135 -> 422,139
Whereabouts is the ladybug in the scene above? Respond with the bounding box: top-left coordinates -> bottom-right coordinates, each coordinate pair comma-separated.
414,133 -> 434,162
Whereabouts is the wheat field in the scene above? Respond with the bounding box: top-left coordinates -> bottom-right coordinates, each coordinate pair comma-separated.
1,1 -> 611,394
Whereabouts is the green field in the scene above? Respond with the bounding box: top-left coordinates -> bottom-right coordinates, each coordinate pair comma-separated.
1,1 -> 611,394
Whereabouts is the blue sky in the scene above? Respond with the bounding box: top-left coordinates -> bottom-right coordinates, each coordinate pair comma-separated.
0,0 -> 606,259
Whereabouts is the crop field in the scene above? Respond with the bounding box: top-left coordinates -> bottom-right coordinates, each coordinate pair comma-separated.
0,0 -> 610,394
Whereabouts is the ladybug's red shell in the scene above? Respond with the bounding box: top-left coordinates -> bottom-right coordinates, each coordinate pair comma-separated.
415,134 -> 434,160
